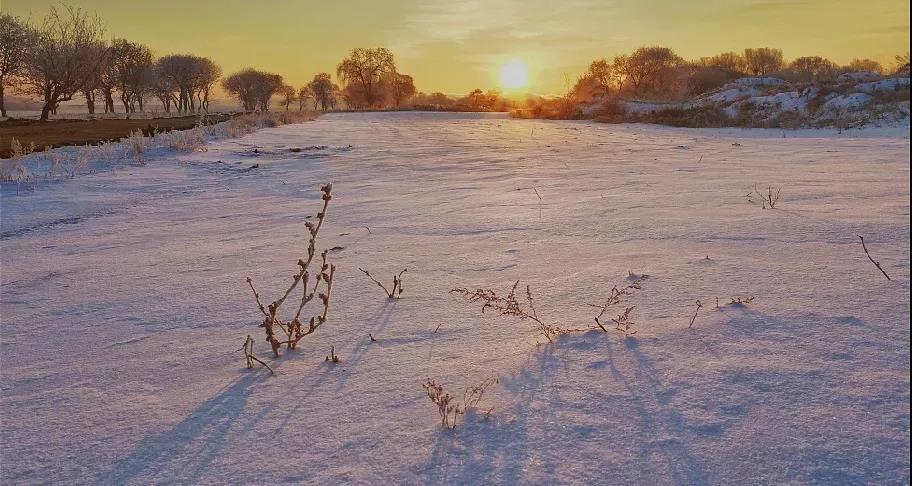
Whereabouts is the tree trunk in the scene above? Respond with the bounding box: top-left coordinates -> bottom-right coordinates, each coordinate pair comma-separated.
85,90 -> 96,114
0,82 -> 6,118
103,88 -> 115,113
40,100 -> 54,121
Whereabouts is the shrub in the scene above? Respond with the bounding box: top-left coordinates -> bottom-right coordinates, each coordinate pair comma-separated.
245,183 -> 336,360
127,129 -> 147,165
637,106 -> 732,127
167,127 -> 207,152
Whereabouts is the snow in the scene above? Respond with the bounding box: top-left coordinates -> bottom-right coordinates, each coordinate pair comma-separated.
1,112 -> 909,484
705,86 -> 762,104
822,92 -> 874,111
837,72 -> 882,84
622,100 -> 683,114
856,77 -> 912,94
740,89 -> 816,114
732,77 -> 788,87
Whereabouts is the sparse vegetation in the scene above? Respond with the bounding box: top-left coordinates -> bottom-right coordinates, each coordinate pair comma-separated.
325,345 -> 340,363
590,275 -> 649,337
746,184 -> 782,209
242,334 -> 274,375
451,281 -> 586,342
359,267 -> 406,299
127,129 -> 146,164
422,376 -> 498,429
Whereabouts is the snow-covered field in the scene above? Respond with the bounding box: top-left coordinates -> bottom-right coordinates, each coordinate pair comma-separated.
1,112 -> 909,484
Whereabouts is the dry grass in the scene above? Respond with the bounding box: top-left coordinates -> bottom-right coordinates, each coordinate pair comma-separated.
453,275 -> 649,342
451,281 -> 586,342
589,275 -> 649,337
127,130 -> 147,165
422,376 -> 498,429
166,126 -> 207,153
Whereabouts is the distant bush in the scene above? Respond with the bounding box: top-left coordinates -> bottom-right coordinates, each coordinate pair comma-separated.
687,67 -> 741,95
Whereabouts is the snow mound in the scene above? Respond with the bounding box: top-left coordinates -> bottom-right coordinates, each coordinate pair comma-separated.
837,71 -> 882,84
856,77 -> 911,94
822,92 -> 874,111
732,77 -> 788,87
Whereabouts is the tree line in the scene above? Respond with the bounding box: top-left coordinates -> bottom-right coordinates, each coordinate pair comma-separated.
0,8 -> 435,120
0,7 -> 225,119
570,46 -> 911,102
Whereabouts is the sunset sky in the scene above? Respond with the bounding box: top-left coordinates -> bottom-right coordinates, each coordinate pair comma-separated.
4,0 -> 910,95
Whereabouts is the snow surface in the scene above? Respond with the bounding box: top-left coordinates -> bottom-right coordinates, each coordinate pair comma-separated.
732,77 -> 788,87
1,112 -> 910,484
857,77 -> 912,94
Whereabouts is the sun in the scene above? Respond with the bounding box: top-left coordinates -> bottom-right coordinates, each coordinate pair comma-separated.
499,59 -> 529,90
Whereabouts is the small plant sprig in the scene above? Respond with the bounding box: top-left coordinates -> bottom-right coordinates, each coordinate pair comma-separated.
590,275 -> 649,337
245,183 -> 336,359
422,377 -> 498,429
325,345 -> 340,363
746,184 -> 782,209
451,281 -> 583,342
241,335 -> 274,375
724,295 -> 755,307
688,300 -> 703,328
856,234 -> 892,281
359,267 -> 407,299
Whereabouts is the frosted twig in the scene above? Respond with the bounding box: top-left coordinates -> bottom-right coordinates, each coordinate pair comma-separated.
688,300 -> 703,328
856,235 -> 891,281
359,267 -> 406,299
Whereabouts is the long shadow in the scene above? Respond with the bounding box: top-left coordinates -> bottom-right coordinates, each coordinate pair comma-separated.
615,337 -> 711,485
423,329 -> 712,484
98,369 -> 268,484
312,299 -> 397,391
424,342 -> 562,484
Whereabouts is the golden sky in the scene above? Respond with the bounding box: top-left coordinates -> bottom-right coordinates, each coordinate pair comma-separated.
3,0 -> 910,95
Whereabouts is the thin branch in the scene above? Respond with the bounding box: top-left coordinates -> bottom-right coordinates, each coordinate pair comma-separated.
857,234 -> 892,281
688,300 -> 703,328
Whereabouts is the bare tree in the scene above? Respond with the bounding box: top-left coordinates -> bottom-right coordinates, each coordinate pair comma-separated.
297,85 -> 313,110
784,56 -> 839,82
387,72 -> 416,107
743,48 -> 784,76
110,39 -> 153,113
696,51 -> 747,74
308,72 -> 334,110
893,52 -> 910,75
586,58 -> 615,95
222,68 -> 283,111
21,6 -> 108,120
847,58 -> 884,74
192,57 -> 221,112
279,84 -> 296,111
150,63 -> 178,112
0,13 -> 33,117
336,47 -> 396,108
614,46 -> 683,95
79,41 -> 110,114
155,54 -> 220,113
